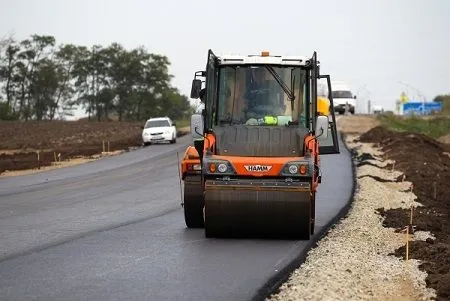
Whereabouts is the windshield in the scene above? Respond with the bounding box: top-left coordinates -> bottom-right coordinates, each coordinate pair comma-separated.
215,66 -> 307,127
332,90 -> 353,99
145,120 -> 170,128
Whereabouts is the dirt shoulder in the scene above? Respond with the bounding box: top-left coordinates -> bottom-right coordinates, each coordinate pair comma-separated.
269,115 -> 449,300
0,120 -> 190,177
358,125 -> 450,301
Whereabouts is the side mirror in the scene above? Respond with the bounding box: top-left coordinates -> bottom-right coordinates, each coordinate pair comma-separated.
190,79 -> 202,99
141,125 -> 144,129
190,114 -> 204,140
172,122 -> 176,127
315,115 -> 329,140
353,95 -> 357,99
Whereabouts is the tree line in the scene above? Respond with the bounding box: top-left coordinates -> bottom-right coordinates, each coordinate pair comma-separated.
0,34 -> 192,121
433,94 -> 450,114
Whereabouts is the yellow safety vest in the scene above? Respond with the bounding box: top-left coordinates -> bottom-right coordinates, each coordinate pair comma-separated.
263,116 -> 278,125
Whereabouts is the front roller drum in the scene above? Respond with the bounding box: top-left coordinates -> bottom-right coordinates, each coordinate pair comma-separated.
183,175 -> 204,228
204,180 -> 312,239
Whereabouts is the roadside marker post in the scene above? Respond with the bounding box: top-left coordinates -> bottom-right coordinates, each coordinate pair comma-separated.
406,226 -> 409,261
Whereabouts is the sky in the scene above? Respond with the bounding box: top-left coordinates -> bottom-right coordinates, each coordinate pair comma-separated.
1,0 -> 449,117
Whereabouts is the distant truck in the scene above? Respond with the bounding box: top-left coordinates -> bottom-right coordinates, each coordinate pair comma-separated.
330,81 -> 356,115
371,105 -> 384,115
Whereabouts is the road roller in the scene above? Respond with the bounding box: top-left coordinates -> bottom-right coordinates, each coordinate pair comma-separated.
181,50 -> 340,239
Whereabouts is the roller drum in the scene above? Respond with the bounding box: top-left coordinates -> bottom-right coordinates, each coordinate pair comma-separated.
204,179 -> 312,239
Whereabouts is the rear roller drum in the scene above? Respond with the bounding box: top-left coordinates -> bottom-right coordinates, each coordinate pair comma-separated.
183,175 -> 204,228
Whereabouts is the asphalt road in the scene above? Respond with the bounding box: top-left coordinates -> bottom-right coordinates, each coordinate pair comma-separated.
0,133 -> 354,301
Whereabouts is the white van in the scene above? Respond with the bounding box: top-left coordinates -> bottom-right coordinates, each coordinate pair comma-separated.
331,81 -> 356,115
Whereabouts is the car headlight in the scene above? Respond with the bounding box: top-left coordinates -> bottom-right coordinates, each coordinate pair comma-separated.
165,130 -> 170,134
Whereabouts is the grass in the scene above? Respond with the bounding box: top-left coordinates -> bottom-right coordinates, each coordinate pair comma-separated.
174,118 -> 190,129
378,114 -> 450,139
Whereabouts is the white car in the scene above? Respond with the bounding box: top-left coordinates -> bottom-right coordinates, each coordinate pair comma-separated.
142,117 -> 177,145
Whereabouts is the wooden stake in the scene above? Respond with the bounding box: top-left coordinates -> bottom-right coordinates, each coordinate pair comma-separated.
410,206 -> 413,225
102,140 -> 105,153
406,226 -> 409,261
107,141 -> 110,153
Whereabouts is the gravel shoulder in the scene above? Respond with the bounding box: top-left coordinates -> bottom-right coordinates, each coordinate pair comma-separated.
267,117 -> 438,301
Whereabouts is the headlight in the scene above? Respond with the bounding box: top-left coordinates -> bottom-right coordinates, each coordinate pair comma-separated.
280,161 -> 311,177
206,160 -> 235,175
164,130 -> 170,134
217,163 -> 228,173
288,165 -> 298,174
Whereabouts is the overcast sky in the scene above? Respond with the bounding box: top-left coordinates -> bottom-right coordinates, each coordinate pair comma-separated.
1,0 -> 449,115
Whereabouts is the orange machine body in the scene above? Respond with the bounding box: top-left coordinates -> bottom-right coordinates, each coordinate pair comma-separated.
181,131 -> 321,192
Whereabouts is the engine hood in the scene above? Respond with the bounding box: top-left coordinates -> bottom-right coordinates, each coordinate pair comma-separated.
143,126 -> 171,135
213,125 -> 309,157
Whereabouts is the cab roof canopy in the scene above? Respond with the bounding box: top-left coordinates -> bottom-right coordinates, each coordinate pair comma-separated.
216,51 -> 313,66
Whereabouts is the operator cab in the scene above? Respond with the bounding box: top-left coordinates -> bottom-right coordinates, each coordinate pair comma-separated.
190,50 -> 339,157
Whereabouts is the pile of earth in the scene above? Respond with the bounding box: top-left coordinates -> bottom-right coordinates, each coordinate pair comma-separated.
358,126 -> 450,301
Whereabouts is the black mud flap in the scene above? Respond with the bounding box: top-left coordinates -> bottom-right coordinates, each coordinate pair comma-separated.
184,175 -> 204,228
204,179 -> 312,240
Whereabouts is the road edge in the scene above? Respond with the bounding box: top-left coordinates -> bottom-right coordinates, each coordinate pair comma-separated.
250,132 -> 358,301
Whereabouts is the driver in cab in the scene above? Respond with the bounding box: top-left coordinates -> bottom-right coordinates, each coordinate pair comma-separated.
244,67 -> 285,125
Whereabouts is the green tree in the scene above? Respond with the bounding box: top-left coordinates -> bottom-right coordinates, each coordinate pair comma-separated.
0,33 -> 190,122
